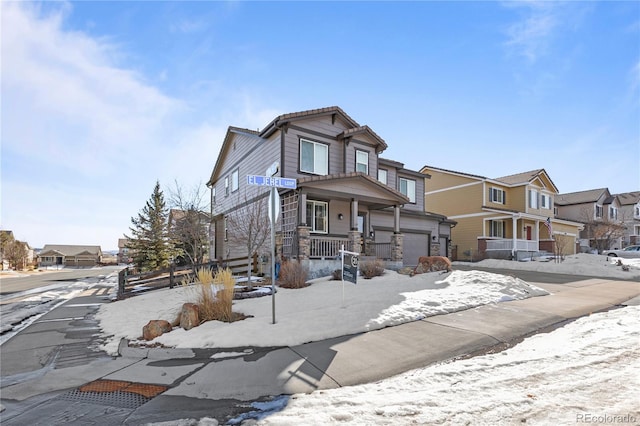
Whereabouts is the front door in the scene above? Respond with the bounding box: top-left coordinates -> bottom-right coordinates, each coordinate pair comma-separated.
525,226 -> 532,240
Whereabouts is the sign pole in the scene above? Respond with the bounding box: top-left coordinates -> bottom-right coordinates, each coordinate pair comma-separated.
271,187 -> 276,324
341,244 -> 345,308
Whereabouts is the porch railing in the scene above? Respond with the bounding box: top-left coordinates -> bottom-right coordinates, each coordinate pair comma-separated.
373,242 -> 391,260
486,239 -> 539,252
310,236 -> 350,259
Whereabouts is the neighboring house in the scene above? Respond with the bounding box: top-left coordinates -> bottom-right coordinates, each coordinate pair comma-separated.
421,166 -> 583,260
206,106 -> 454,278
117,238 -> 131,264
38,245 -> 103,267
555,188 -> 624,251
614,191 -> 640,246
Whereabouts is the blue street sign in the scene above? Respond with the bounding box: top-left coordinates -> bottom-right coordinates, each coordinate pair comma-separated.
247,175 -> 297,189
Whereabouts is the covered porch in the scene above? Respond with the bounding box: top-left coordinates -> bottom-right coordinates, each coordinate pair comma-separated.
279,172 -> 409,262
479,210 -> 555,258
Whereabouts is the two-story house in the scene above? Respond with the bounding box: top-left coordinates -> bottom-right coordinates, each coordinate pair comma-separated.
555,188 -> 624,251
614,191 -> 640,247
421,166 -> 583,260
206,107 -> 454,278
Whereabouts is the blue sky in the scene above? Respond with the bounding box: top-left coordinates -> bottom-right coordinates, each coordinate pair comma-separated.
2,1 -> 639,251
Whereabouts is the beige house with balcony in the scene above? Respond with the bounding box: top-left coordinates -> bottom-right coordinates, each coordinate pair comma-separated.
421,166 -> 583,260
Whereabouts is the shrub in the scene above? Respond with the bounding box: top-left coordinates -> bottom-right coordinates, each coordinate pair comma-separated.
278,260 -> 309,289
331,269 -> 342,280
195,267 -> 236,322
360,259 -> 385,279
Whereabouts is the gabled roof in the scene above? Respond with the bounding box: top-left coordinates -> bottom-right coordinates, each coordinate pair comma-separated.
555,188 -> 610,206
338,125 -> 388,152
422,165 -> 558,191
259,106 -> 360,138
39,245 -> 102,256
613,191 -> 640,206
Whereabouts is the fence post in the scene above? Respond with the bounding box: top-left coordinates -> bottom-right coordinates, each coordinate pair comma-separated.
118,267 -> 127,299
169,263 -> 175,289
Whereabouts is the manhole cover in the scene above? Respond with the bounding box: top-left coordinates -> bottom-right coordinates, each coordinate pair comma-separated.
56,379 -> 168,409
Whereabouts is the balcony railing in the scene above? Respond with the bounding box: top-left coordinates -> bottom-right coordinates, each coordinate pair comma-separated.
486,239 -> 539,252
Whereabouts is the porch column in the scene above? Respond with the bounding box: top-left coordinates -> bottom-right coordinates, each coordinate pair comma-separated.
394,205 -> 400,233
350,198 -> 358,230
348,230 -> 362,255
391,233 -> 403,262
512,216 -> 518,258
297,225 -> 310,260
299,192 -> 307,226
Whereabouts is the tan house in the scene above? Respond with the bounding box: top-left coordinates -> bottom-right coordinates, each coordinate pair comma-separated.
207,107 -> 455,278
38,245 -> 103,267
421,166 -> 583,260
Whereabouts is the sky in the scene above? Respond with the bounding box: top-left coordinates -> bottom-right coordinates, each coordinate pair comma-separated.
2,1 -> 639,251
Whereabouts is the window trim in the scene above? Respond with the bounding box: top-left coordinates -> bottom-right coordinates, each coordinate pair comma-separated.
489,220 -> 505,238
528,189 -> 539,209
378,168 -> 388,185
541,193 -> 551,209
595,205 -> 603,218
399,177 -> 416,204
306,200 -> 328,234
231,169 -> 239,193
355,150 -> 369,174
224,177 -> 229,196
299,138 -> 329,176
489,187 -> 505,204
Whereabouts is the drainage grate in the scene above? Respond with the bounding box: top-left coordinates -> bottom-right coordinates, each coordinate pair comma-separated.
56,379 -> 168,409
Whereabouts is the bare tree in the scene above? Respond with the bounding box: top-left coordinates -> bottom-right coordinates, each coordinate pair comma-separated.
579,205 -> 625,253
226,193 -> 271,289
5,240 -> 28,270
168,180 -> 211,268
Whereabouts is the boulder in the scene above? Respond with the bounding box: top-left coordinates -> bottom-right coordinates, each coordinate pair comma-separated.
180,303 -> 200,330
142,320 -> 172,341
411,256 -> 452,276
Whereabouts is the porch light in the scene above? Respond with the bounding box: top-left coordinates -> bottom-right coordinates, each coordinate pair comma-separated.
338,213 -> 344,220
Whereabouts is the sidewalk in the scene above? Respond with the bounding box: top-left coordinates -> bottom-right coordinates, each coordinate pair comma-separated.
1,278 -> 639,425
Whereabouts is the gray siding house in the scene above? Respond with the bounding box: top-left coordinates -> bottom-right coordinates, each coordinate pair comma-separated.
206,107 -> 454,278
38,245 -> 103,267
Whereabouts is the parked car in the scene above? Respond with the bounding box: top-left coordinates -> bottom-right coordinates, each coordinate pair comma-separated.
604,245 -> 640,258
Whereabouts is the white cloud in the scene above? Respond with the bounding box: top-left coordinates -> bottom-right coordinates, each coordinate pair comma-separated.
503,2 -> 559,63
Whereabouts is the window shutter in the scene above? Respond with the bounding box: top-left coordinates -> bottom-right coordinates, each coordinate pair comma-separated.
503,191 -> 506,204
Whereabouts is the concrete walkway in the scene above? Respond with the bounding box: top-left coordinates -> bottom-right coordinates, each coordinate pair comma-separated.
1,277 -> 639,425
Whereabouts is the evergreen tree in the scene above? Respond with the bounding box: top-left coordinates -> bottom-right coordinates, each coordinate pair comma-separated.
125,181 -> 174,271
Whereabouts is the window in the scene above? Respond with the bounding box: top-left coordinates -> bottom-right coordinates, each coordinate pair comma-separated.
609,206 -> 618,220
224,216 -> 228,241
489,187 -> 505,204
595,205 -> 603,218
300,139 -> 328,175
399,178 -> 416,203
378,169 -> 387,185
489,220 -> 505,238
225,177 -> 229,196
356,150 -> 368,174
306,200 -> 328,233
541,194 -> 551,209
231,169 -> 239,193
528,190 -> 539,209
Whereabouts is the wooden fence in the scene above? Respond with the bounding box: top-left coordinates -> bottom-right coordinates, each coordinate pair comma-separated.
117,255 -> 259,299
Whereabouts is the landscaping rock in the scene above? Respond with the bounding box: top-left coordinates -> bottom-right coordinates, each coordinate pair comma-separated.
180,303 -> 200,330
142,320 -> 172,341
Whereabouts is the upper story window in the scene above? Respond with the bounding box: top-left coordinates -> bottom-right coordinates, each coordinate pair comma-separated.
300,139 -> 328,175
231,169 -> 239,193
609,206 -> 618,220
595,205 -> 603,218
541,194 -> 552,209
211,187 -> 216,206
225,177 -> 229,196
378,169 -> 387,185
306,200 -> 328,233
528,189 -> 539,209
635,205 -> 640,218
399,178 -> 416,203
356,150 -> 369,174
489,187 -> 505,204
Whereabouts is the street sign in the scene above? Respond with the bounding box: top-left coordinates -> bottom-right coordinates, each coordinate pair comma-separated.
247,175 -> 297,189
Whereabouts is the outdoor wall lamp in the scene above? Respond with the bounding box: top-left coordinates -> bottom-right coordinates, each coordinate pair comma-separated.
338,213 -> 344,220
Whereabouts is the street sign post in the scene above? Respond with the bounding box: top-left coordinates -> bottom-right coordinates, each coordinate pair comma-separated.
247,172 -> 297,324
